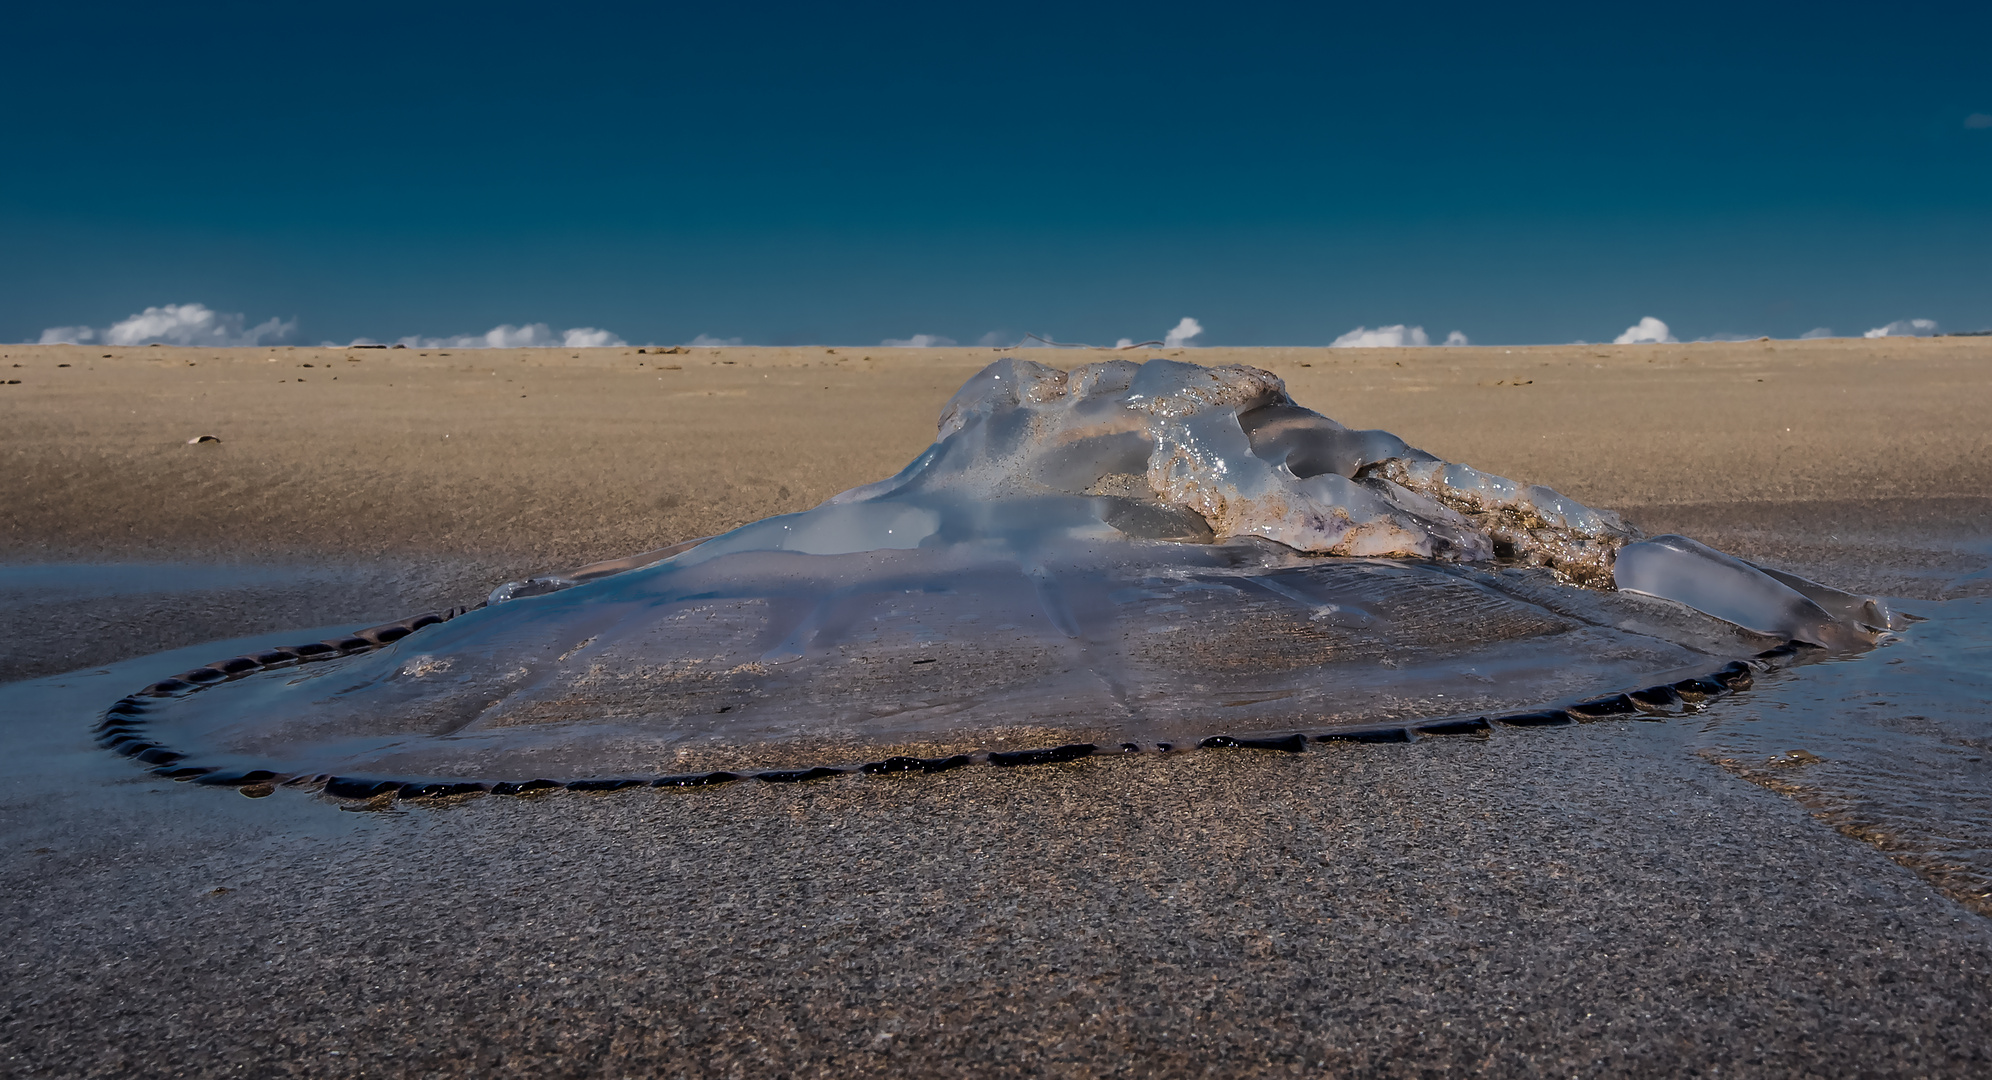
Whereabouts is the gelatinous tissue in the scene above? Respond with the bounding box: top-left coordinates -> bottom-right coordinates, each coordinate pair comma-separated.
102,359 -> 1900,788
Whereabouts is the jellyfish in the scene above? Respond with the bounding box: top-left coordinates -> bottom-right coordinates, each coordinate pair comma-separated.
97,358 -> 1898,795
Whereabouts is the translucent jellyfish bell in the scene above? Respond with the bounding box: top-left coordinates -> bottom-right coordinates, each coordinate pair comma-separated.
98,359 -> 1897,793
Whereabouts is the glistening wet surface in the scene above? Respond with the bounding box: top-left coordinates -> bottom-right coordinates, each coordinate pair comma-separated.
0,558 -> 496,684
4,603 -> 1992,1076
6,568 -> 1987,913
112,541 -> 1799,784
1689,597 -> 1992,915
0,562 -> 356,597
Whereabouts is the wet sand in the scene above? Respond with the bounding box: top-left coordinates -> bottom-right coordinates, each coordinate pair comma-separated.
3,338 -> 1991,1075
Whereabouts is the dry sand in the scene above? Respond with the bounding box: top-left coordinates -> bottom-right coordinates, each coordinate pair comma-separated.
3,338 -> 1990,1075
5,337 -> 1988,564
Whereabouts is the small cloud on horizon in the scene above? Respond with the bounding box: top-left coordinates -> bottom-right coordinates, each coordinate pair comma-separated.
563,327 -> 625,348
39,302 -> 296,347
1331,324 -> 1430,348
1800,327 -> 1835,339
881,333 -> 957,347
688,333 -> 744,347
1613,316 -> 1676,344
1864,318 -> 1938,338
1163,317 -> 1204,348
1107,317 -> 1203,350
1966,113 -> 1992,129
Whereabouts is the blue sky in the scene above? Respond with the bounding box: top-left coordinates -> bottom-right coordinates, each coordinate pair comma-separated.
4,0 -> 1988,347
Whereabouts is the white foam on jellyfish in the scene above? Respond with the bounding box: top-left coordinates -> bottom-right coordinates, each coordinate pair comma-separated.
124,358 -> 1896,782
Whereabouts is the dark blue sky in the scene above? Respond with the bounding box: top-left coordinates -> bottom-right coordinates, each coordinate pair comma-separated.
4,0 -> 1989,346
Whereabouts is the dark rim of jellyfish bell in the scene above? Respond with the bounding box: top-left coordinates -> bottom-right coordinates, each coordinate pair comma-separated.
94,604 -> 1811,803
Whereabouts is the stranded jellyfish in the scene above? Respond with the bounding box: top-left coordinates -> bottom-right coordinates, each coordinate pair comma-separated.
98,359 -> 1899,795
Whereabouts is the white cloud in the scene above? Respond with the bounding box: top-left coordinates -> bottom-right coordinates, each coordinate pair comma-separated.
39,302 -> 296,347
1864,318 -> 1938,338
1799,327 -> 1835,339
1331,324 -> 1430,348
1613,317 -> 1676,344
561,327 -> 626,348
478,324 -> 557,348
1442,330 -> 1469,346
881,333 -> 957,347
1693,332 -> 1761,342
688,333 -> 743,347
1163,317 -> 1203,348
1966,113 -> 1992,129
393,323 -> 627,349
975,331 -> 1012,347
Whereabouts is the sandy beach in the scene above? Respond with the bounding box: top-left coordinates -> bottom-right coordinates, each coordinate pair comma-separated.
4,338 -> 1990,1075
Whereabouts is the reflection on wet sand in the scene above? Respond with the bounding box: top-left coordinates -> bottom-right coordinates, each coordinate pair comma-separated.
1695,598 -> 1992,915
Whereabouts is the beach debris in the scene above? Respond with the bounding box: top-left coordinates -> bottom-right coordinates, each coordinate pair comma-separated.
186,435 -> 221,444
